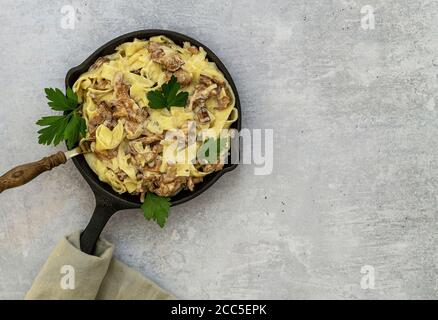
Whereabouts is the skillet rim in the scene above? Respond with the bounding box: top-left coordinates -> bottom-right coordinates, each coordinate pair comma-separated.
65,29 -> 241,208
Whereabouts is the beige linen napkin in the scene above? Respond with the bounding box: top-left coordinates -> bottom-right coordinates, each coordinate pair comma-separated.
25,231 -> 174,300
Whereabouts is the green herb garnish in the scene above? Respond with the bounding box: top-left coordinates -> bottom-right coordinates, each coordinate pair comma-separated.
36,87 -> 86,149
141,193 -> 171,228
147,75 -> 188,110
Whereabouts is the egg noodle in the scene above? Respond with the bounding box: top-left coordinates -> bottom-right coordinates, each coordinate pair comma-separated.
73,36 -> 238,200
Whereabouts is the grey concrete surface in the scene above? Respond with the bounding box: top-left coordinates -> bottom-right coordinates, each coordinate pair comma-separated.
0,0 -> 437,299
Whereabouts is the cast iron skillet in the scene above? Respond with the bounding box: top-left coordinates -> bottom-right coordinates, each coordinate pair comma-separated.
65,30 -> 241,255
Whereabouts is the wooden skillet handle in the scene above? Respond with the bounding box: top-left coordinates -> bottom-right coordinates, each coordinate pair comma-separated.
0,151 -> 67,193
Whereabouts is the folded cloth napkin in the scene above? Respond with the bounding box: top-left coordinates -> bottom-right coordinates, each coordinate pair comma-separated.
25,231 -> 174,300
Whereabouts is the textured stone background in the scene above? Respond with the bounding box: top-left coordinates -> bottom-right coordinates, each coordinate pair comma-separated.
0,0 -> 437,299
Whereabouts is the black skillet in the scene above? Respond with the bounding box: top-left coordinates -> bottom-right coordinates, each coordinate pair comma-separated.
64,30 -> 241,255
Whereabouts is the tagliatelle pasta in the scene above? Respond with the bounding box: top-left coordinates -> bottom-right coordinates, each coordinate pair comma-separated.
73,36 -> 238,200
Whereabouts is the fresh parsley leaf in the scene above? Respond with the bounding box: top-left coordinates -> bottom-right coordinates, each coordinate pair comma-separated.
66,87 -> 78,109
170,90 -> 189,107
36,115 -> 65,126
37,114 -> 71,146
162,75 -> 188,107
197,137 -> 229,164
45,87 -> 77,111
64,112 -> 86,149
37,87 -> 86,148
141,193 -> 171,228
147,90 -> 167,109
147,75 -> 188,110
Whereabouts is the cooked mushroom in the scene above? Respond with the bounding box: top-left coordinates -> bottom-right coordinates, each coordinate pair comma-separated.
196,106 -> 211,124
88,101 -> 112,135
89,57 -> 109,70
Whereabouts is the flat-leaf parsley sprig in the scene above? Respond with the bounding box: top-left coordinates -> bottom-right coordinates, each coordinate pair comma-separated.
147,75 -> 189,110
141,193 -> 171,228
36,87 -> 86,149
